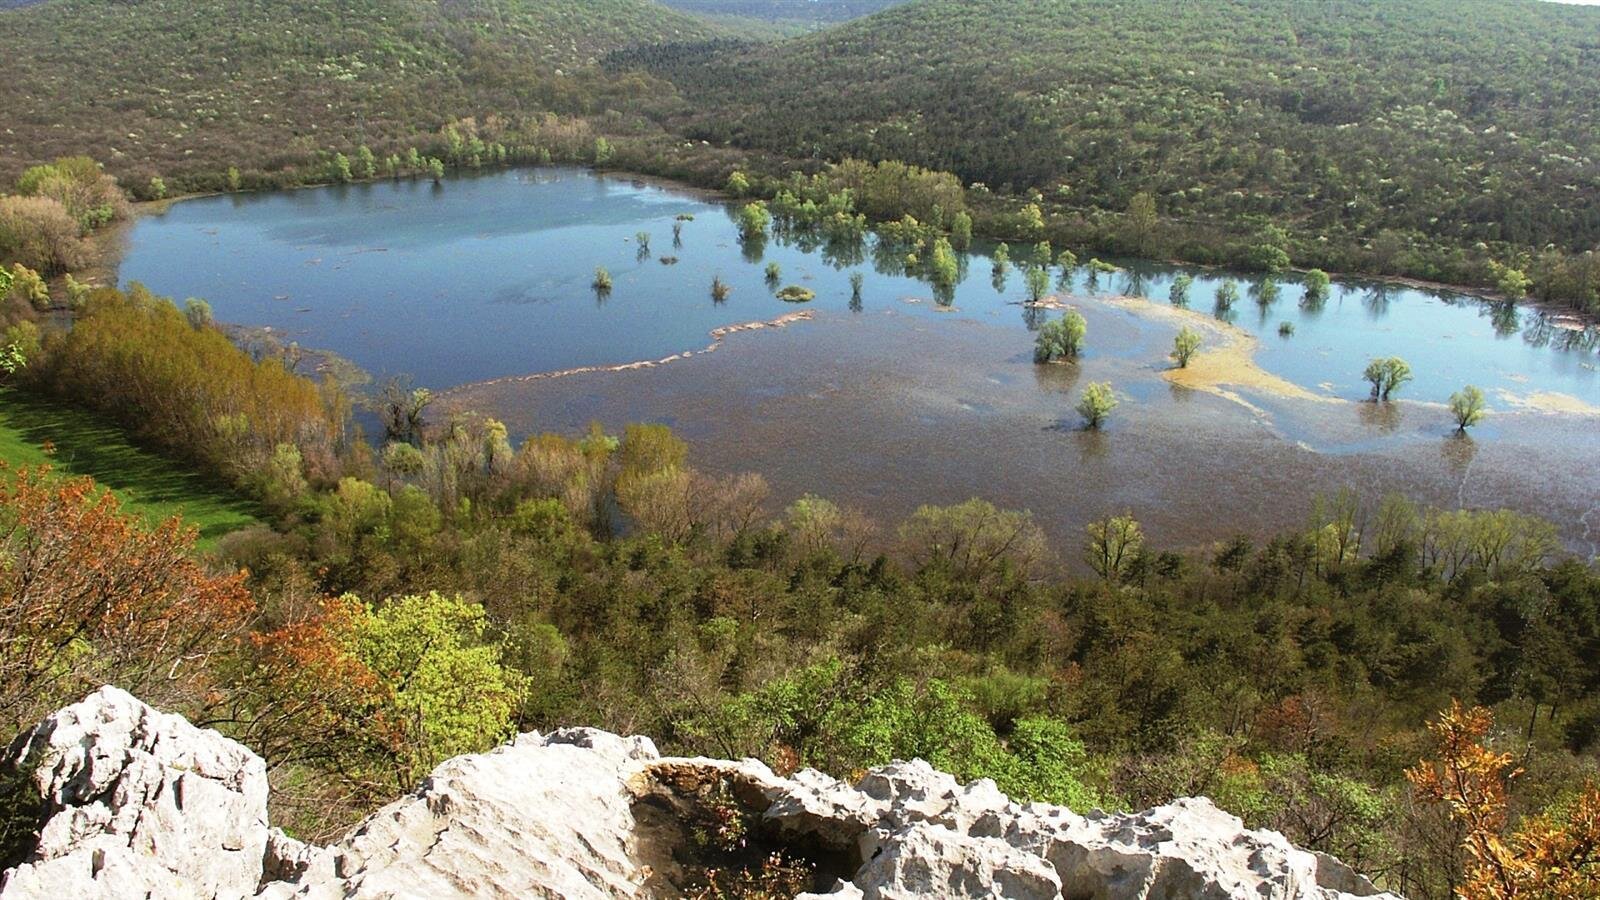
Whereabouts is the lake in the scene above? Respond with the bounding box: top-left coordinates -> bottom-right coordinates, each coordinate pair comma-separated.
115,167 -> 1600,555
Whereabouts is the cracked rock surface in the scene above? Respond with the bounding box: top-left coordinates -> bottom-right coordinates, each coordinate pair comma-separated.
2,688 -> 1401,899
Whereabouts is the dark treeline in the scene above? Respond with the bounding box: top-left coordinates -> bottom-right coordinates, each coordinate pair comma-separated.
2,286 -> 1598,897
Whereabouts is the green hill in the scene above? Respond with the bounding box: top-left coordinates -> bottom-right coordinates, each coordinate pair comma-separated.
0,0 -> 722,189
644,0 -> 1600,277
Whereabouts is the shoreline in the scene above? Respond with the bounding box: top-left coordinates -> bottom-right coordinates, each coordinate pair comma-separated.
437,310 -> 816,399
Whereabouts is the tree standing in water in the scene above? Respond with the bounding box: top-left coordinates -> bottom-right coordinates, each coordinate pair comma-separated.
1450,385 -> 1488,432
1363,356 -> 1412,401
1076,382 -> 1118,429
1172,327 -> 1202,368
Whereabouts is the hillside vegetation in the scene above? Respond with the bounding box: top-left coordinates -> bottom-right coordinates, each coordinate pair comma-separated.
643,0 -> 1600,293
0,0 -> 721,190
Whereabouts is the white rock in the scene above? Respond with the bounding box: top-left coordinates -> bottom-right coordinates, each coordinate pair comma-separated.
1,690 -> 1402,900
0,686 -> 269,900
257,728 -> 659,899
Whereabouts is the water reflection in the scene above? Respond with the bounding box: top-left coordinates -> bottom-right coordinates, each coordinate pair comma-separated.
1357,400 -> 1404,434
1120,270 -> 1148,299
1362,284 -> 1394,320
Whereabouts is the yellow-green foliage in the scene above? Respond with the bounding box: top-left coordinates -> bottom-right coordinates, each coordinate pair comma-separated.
346,591 -> 528,786
37,284 -> 337,484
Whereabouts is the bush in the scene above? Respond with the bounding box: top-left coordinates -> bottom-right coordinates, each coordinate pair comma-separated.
15,156 -> 128,231
1172,327 -> 1202,367
1035,310 -> 1087,362
775,285 -> 815,302
0,196 -> 87,274
4,264 -> 49,311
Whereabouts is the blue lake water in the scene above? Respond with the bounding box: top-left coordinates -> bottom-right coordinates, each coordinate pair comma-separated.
119,168 -> 1598,404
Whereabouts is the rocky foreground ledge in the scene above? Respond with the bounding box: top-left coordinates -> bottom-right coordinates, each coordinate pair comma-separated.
0,687 -> 1398,899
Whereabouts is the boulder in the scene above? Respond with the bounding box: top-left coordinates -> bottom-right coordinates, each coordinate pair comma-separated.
0,689 -> 1401,899
0,686 -> 269,900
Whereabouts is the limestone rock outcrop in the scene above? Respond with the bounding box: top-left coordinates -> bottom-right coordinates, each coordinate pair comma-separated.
0,686 -> 269,899
1,688 -> 1402,899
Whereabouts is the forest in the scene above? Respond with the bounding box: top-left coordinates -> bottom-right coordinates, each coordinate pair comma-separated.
1,283 -> 1598,897
629,0 -> 1600,309
658,0 -> 906,23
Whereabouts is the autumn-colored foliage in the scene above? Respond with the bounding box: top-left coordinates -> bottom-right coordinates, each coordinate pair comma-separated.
0,466 -> 253,731
36,285 -> 341,488
236,591 -> 524,809
1408,701 -> 1600,899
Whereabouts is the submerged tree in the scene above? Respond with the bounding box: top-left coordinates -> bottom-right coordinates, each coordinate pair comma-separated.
737,202 -> 772,240
1076,382 -> 1118,429
1057,249 -> 1078,287
1215,280 -> 1240,310
593,266 -> 613,296
1035,310 -> 1087,363
1303,269 -> 1331,302
1363,356 -> 1412,401
711,275 -> 731,302
930,237 -> 960,287
1026,266 -> 1051,303
1169,274 -> 1193,307
1450,385 -> 1488,432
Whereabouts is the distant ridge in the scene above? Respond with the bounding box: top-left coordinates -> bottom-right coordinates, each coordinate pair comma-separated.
0,0 -> 723,185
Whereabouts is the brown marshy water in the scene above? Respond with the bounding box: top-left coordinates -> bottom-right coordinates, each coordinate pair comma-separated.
445,308 -> 1600,556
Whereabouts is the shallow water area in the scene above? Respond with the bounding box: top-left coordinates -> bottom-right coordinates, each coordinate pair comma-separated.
115,167 -> 1600,553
